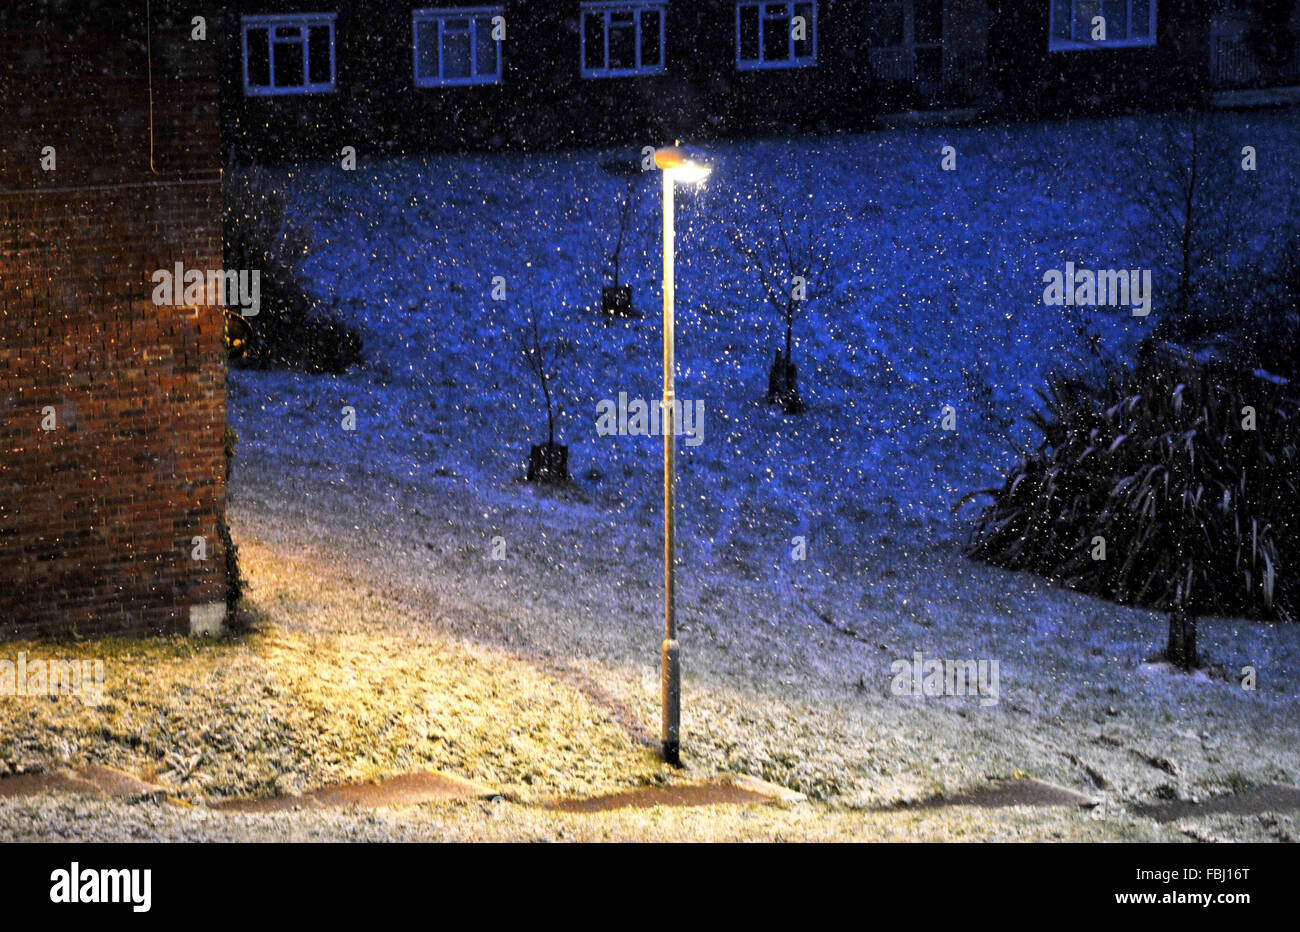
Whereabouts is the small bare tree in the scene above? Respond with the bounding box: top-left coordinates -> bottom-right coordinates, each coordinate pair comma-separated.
607,175 -> 637,291
1127,108 -> 1240,337
591,162 -> 646,316
729,187 -> 840,413
1127,109 -> 1264,669
514,304 -> 571,483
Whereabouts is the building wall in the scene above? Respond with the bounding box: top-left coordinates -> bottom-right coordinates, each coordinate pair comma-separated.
223,1 -> 1221,159
987,1 -> 1211,117
0,0 -> 228,637
945,0 -> 989,100
220,0 -> 881,160
1210,0 -> 1300,89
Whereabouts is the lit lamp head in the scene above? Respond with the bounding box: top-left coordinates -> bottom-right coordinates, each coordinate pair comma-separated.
655,144 -> 713,185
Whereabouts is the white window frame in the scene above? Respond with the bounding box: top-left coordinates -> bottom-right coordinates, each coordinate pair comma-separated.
412,7 -> 504,88
736,1 -> 818,70
241,13 -> 337,96
580,1 -> 668,78
1049,1 -> 1157,51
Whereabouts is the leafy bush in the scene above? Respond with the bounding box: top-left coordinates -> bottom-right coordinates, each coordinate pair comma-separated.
223,169 -> 362,374
966,343 -> 1300,623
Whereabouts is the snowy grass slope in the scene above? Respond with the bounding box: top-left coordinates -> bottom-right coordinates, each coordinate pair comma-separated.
223,110 -> 1300,813
233,111 -> 1299,551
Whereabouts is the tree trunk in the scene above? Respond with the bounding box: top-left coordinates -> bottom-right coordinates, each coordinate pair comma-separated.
1178,118 -> 1199,323
1166,599 -> 1198,671
1166,419 -> 1197,671
526,442 -> 568,484
541,374 -> 555,451
784,299 -> 795,397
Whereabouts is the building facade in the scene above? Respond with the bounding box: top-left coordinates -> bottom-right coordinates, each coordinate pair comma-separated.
0,1 -> 229,637
1209,0 -> 1300,90
213,1 -> 1295,159
986,0 -> 1211,117
2,1 -> 1293,639
219,0 -> 992,158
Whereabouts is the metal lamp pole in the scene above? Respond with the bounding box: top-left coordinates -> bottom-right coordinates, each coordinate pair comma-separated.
653,145 -> 710,767
660,164 -> 681,767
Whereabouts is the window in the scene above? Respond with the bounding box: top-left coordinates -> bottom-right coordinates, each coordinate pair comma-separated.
737,2 -> 817,69
413,7 -> 503,87
581,2 -> 666,77
1049,0 -> 1156,50
242,14 -> 336,95
866,1 -> 942,84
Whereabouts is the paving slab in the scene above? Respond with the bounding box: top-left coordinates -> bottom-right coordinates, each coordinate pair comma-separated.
213,770 -> 499,812
0,766 -> 165,799
893,777 -> 1097,812
546,773 -> 806,813
1134,784 -> 1300,823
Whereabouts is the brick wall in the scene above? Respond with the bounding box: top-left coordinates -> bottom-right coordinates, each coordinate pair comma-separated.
0,1 -> 227,637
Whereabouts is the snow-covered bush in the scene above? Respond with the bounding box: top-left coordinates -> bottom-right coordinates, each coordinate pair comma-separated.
966,343 -> 1300,664
223,169 -> 362,374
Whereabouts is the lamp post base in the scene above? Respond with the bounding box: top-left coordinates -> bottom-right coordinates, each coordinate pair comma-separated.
661,637 -> 680,766
662,740 -> 681,767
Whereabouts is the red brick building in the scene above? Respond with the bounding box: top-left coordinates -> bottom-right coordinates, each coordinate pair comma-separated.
0,1 -> 229,637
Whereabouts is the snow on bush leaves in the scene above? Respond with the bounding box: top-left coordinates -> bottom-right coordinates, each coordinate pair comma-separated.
967,342 -> 1300,622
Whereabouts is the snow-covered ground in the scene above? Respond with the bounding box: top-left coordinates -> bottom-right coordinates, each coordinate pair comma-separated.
232,111 -> 1299,552
1,523 -> 1294,840
216,110 -> 1300,826
11,112 -> 1297,841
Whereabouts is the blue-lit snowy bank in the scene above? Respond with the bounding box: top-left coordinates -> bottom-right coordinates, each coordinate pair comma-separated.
222,112 -> 1300,809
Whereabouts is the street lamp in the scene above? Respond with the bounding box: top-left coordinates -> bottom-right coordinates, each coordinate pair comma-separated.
653,143 -> 712,766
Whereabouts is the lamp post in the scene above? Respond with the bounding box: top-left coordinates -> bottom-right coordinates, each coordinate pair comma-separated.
653,144 -> 712,766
